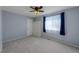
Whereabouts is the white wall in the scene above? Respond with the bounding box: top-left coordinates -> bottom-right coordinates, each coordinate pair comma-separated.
0,7 -> 2,52
65,7 -> 79,44
2,11 -> 32,43
33,7 -> 79,46
26,19 -> 32,36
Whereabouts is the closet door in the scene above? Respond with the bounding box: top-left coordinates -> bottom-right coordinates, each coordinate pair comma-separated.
33,20 -> 42,37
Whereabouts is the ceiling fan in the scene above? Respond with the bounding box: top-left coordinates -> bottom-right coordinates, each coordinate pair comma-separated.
30,6 -> 44,15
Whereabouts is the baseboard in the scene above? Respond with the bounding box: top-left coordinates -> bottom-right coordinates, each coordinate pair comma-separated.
42,35 -> 79,49
59,40 -> 79,48
3,35 -> 28,44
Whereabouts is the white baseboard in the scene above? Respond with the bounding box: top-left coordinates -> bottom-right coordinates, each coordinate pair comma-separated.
3,35 -> 28,43
59,39 -> 79,48
42,35 -> 79,48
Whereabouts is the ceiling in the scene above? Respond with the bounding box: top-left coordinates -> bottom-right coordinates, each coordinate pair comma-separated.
2,6 -> 75,18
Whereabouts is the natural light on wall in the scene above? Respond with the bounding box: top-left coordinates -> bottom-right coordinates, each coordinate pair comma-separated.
45,15 -> 61,32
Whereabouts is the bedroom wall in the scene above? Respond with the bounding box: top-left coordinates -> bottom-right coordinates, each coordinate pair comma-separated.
26,19 -> 32,36
32,18 -> 42,37
2,11 -> 32,43
0,7 -> 2,52
32,7 -> 79,46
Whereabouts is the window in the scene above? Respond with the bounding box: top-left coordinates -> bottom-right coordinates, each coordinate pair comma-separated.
45,14 -> 61,32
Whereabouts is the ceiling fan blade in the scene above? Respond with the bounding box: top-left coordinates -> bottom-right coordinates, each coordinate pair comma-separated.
38,6 -> 43,9
30,6 -> 35,9
29,11 -> 34,12
30,6 -> 43,9
39,10 -> 44,12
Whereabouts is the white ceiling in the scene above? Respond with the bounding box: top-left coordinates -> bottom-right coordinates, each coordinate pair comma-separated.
2,6 -> 75,18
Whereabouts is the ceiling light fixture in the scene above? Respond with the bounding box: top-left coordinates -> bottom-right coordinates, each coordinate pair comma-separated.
30,6 -> 44,16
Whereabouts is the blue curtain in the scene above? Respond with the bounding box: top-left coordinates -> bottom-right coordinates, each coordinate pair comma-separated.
43,16 -> 46,32
60,12 -> 65,35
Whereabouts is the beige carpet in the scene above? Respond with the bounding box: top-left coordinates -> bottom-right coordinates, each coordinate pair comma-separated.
2,36 -> 79,53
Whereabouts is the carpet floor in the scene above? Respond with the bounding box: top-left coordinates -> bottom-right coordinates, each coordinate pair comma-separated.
2,36 -> 79,53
